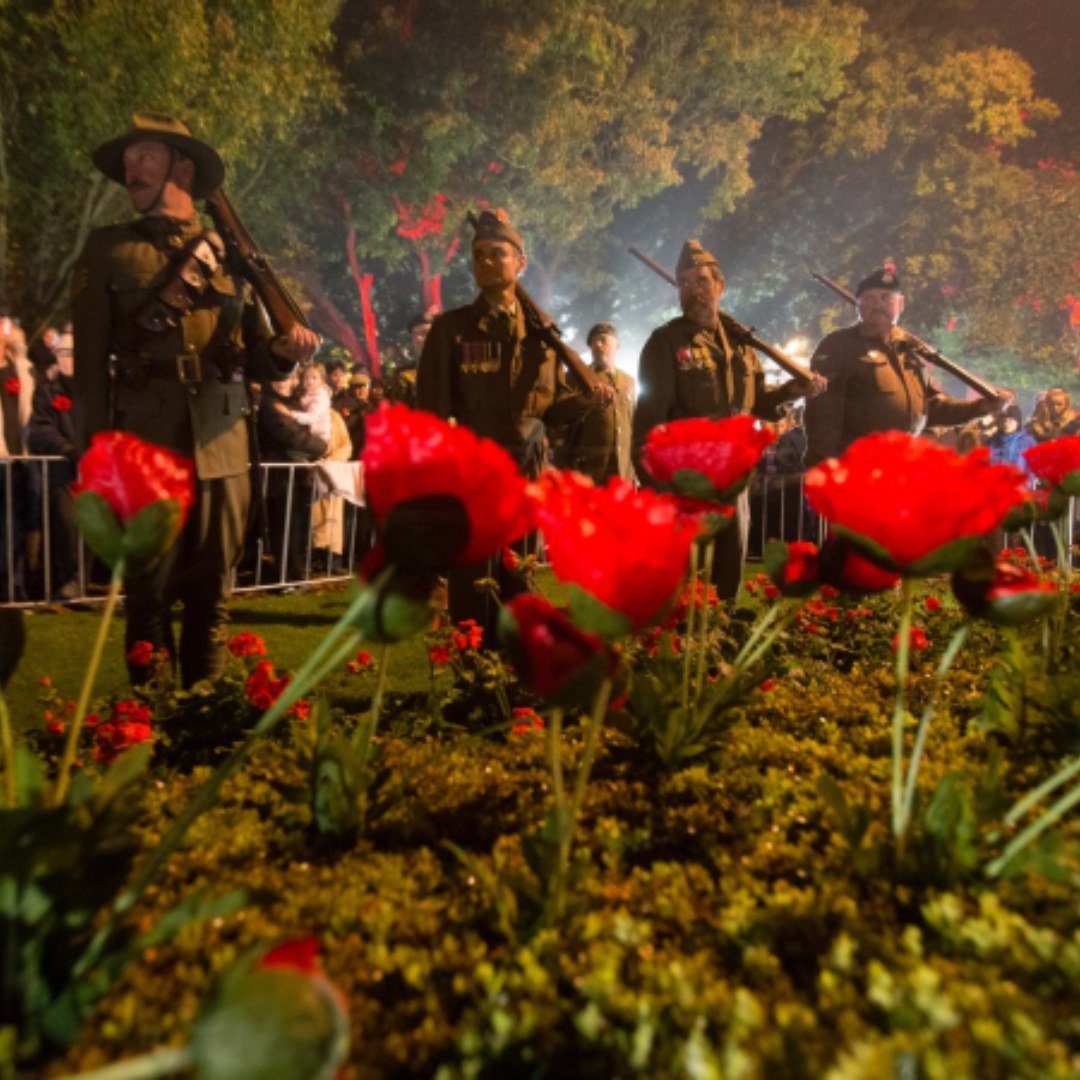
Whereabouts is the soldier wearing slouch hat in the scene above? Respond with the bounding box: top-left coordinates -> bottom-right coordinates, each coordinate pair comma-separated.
803,266 -> 1004,469
633,238 -> 822,597
72,111 -> 319,686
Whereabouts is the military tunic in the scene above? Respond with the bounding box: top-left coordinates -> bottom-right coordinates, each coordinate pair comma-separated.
633,314 -> 800,598
803,326 -> 992,468
571,364 -> 636,483
72,213 -> 291,685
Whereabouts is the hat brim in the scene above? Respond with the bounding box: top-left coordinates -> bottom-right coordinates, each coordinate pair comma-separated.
92,130 -> 225,200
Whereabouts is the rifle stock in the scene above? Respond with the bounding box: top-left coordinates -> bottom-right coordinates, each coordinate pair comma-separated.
809,268 -> 1000,401
204,189 -> 309,336
514,281 -> 601,395
628,247 -> 815,383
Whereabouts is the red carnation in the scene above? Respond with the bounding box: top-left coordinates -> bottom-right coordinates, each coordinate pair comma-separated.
806,433 -> 1026,575
51,394 -> 73,412
4,377 -> 19,395
1023,435 -> 1080,495
362,403 -> 532,570
227,631 -> 268,658
529,471 -> 698,635
500,594 -> 611,703
77,431 -> 194,525
641,415 -> 775,503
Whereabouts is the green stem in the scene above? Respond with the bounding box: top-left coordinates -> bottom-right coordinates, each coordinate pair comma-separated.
54,1045 -> 192,1080
898,621 -> 970,836
987,780 -> 1080,879
681,543 -> 700,709
352,643 -> 390,765
53,560 -> 125,807
735,601 -> 800,675
1020,527 -> 1039,567
694,540 -> 715,702
0,689 -> 15,807
730,598 -> 785,670
77,583 -> 373,976
892,578 -> 915,839
1004,756 -> 1080,827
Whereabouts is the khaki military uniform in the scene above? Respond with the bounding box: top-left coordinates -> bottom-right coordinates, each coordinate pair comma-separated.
804,326 -> 991,468
417,293 -> 586,629
571,364 -> 636,483
633,315 -> 799,598
72,213 -> 290,685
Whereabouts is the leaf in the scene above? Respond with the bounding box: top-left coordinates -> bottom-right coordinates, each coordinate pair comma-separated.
73,491 -> 124,568
121,499 -> 185,566
566,584 -> 634,640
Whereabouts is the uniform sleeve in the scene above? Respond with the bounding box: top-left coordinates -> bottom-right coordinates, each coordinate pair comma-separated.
241,291 -> 295,383
803,334 -> 850,468
632,330 -> 676,483
416,315 -> 453,419
746,348 -> 799,422
924,378 -> 996,428
71,232 -> 115,452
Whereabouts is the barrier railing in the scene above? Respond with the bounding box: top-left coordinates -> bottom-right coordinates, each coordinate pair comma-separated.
1,457 -> 1074,607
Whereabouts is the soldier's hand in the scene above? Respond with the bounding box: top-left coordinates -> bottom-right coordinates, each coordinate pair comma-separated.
271,325 -> 321,364
796,372 -> 828,399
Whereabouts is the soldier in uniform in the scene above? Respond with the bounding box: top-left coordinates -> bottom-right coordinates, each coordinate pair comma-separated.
72,112 -> 318,686
417,208 -> 602,626
633,239 -> 825,597
804,268 -> 1007,468
570,322 -> 636,483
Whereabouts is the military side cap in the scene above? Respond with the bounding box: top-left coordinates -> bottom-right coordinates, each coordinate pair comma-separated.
587,322 -> 618,345
856,267 -> 902,296
350,371 -> 371,388
92,111 -> 226,199
676,239 -> 719,275
470,208 -> 524,253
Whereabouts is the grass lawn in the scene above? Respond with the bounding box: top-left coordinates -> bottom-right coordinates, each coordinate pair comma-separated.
9,582 -> 436,726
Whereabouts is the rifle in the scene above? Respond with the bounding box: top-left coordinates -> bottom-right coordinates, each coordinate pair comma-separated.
628,246 -> 816,384
514,281 -> 603,397
809,268 -> 1001,401
204,188 -> 311,336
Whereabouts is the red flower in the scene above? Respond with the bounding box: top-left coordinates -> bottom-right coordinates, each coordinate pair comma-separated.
510,706 -> 545,734
362,404 -> 532,569
820,538 -> 900,594
759,678 -> 779,692
126,640 -> 155,666
47,719 -> 65,737
500,594 -> 610,703
77,431 -> 195,526
924,595 -> 942,613
952,554 -> 1058,626
243,660 -> 307,717
764,540 -> 820,598
428,644 -> 451,667
451,619 -> 483,652
806,434 -> 1026,574
4,377 -> 19,395
260,939 -> 321,975
51,394 -> 73,412
346,650 -> 374,673
891,626 -> 930,654
641,415 -> 775,502
529,471 -> 698,635
94,704 -> 153,764
1023,435 -> 1080,496
227,631 -> 268,658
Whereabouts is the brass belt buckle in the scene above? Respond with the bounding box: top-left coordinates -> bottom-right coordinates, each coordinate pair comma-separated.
177,353 -> 202,384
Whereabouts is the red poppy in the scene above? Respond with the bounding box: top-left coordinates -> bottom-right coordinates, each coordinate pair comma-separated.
500,594 -> 611,703
819,537 -> 900,594
362,404 -> 532,570
51,394 -> 73,412
4,377 -> 19,395
805,434 -> 1026,575
1023,435 -> 1080,496
125,640 -> 156,666
641,415 -> 776,503
529,471 -> 698,635
227,631 -> 268,658
1002,484 -> 1068,529
77,431 -> 195,526
764,540 -> 820,598
952,553 -> 1058,626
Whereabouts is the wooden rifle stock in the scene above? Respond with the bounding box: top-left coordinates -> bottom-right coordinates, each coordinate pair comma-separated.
204,189 -> 310,336
628,247 -> 815,383
514,281 -> 601,395
809,268 -> 1000,401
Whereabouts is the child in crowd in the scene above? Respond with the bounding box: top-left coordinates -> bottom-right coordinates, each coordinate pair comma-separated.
291,362 -> 333,443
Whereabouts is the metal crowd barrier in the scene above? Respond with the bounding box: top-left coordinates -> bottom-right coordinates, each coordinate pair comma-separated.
0,457 -> 1074,608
